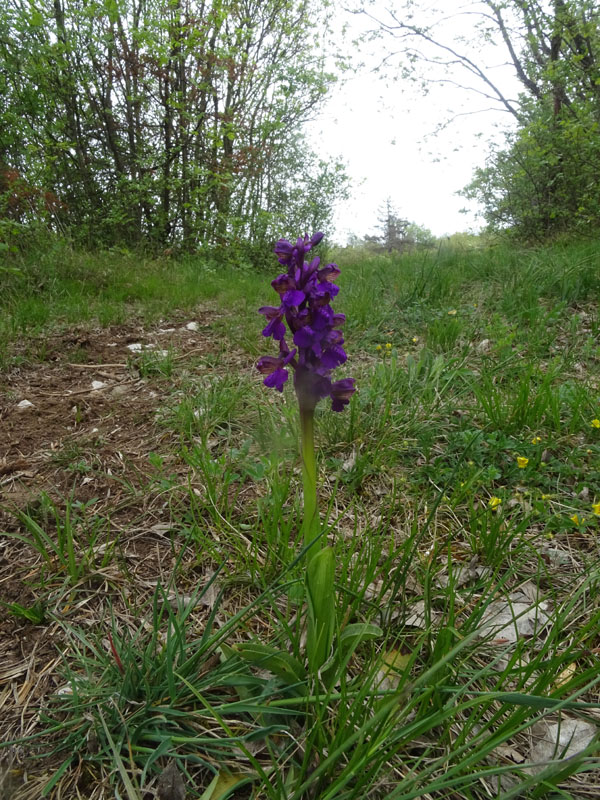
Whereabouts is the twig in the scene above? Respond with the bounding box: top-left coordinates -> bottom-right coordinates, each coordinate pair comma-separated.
66,362 -> 128,369
172,346 -> 208,361
46,378 -> 135,397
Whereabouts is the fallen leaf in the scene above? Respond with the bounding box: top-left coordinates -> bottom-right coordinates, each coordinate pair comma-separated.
554,662 -> 577,690
436,557 -> 480,589
198,571 -> 220,609
493,742 -> 526,764
477,599 -> 550,644
375,649 -> 411,692
157,760 -> 186,800
199,770 -> 255,800
526,718 -> 596,775
512,581 -> 542,604
404,600 -> 441,629
542,546 -> 577,567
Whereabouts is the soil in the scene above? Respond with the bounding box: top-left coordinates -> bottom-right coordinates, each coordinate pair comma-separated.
0,313 -> 249,797
0,316 -> 222,499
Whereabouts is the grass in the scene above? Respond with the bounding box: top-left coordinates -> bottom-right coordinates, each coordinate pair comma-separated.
1,235 -> 600,798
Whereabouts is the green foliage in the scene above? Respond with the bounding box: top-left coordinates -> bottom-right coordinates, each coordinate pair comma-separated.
0,0 -> 346,257
466,99 -> 600,239
1,599 -> 46,624
463,1 -> 600,239
3,240 -> 600,798
4,493 -> 114,589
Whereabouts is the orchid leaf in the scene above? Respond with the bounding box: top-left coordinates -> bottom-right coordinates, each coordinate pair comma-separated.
306,546 -> 336,673
235,642 -> 307,688
339,623 -> 383,650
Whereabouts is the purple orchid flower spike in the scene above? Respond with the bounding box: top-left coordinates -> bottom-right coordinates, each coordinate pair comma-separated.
258,233 -> 354,675
257,233 -> 356,412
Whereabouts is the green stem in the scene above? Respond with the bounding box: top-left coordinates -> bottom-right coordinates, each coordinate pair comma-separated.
299,408 -> 320,554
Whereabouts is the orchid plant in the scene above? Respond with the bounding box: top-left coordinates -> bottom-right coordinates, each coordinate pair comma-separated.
257,232 -> 356,674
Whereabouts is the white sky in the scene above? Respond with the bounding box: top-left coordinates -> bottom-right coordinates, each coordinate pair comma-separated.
309,1 -> 523,243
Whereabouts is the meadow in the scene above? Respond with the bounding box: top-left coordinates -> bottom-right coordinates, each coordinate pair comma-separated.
1,237 -> 600,799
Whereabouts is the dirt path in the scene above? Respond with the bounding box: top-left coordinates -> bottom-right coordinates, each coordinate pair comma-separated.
0,314 -> 243,797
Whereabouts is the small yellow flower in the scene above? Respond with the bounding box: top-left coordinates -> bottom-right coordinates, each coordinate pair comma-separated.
385,342 -> 392,350
591,419 -> 600,428
488,496 -> 502,510
447,309 -> 457,316
570,513 -> 585,526
473,303 -> 478,308
412,336 -> 418,343
531,436 -> 542,445
593,502 -> 600,516
587,449 -> 593,454
541,493 -> 552,501
375,344 -> 382,351
516,456 -> 529,468
545,532 -> 554,540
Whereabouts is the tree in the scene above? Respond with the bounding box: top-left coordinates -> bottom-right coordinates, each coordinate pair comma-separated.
405,222 -> 436,249
464,97 -> 600,238
352,1 -> 599,121
373,198 -> 410,252
351,1 -> 600,238
0,0 -> 346,255
362,198 -> 434,252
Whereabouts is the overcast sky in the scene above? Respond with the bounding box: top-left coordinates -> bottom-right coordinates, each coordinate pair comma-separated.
309,1 -> 523,243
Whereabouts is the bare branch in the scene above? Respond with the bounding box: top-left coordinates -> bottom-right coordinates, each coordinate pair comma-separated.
364,9 -> 523,120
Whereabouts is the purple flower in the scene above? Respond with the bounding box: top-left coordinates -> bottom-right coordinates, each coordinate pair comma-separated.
330,378 -> 356,412
257,347 -> 297,392
258,305 -> 286,340
274,232 -> 324,267
257,233 -> 356,412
